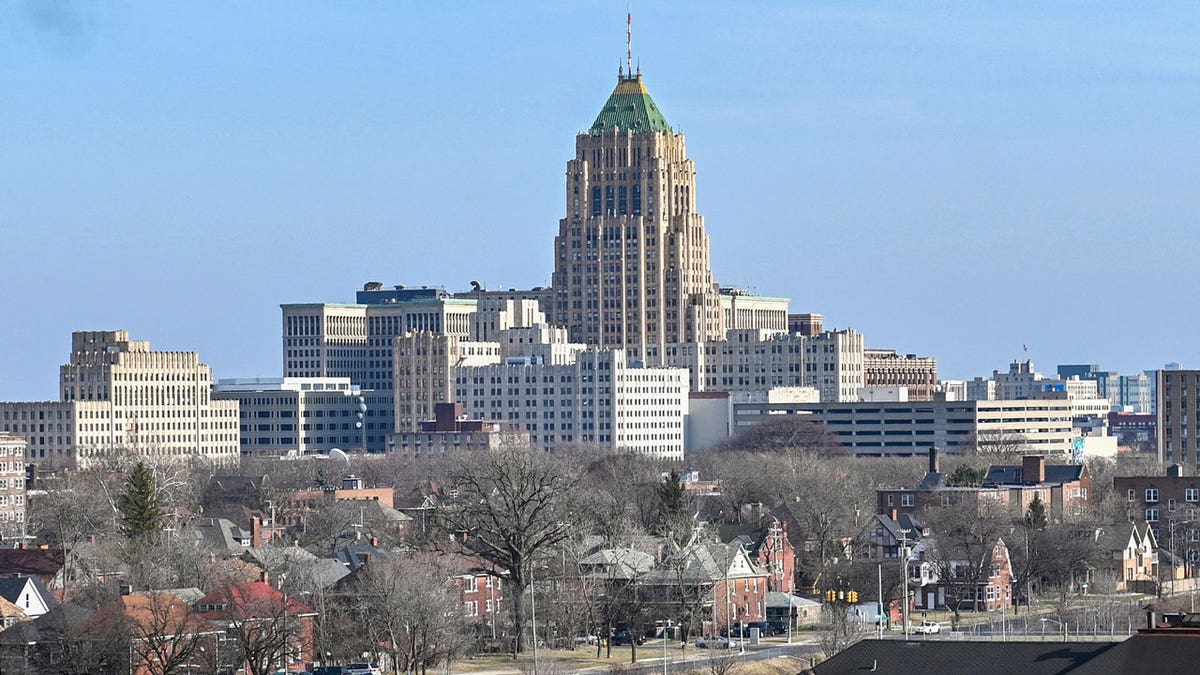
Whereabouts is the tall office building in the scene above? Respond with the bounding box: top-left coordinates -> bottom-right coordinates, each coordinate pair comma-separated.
551,68 -> 726,364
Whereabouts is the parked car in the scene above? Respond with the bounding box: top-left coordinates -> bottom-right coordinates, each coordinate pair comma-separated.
312,668 -> 349,675
345,665 -> 383,675
746,621 -> 778,636
696,635 -> 731,649
611,630 -> 645,646
913,621 -> 941,634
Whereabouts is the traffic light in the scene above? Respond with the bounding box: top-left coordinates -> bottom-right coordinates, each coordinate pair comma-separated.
848,590 -> 859,604
825,589 -> 836,603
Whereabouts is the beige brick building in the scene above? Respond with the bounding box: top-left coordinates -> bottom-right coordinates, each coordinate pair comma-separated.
0,331 -> 239,468
0,434 -> 27,541
551,70 -> 727,364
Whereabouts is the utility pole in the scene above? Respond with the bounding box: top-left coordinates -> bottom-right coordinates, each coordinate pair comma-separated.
877,562 -> 884,639
900,529 -> 912,638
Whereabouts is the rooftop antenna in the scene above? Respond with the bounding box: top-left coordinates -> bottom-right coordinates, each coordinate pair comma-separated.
626,10 -> 633,78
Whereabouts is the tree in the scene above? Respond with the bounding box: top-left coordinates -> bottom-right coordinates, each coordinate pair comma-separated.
922,502 -> 1010,624
437,445 -> 580,654
215,584 -> 312,675
652,470 -> 695,550
350,557 -> 471,674
118,593 -> 217,675
118,462 -> 162,544
709,415 -> 843,457
948,465 -> 987,487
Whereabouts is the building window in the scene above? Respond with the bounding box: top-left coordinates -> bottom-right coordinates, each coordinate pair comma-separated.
1146,489 -> 1159,503
1187,488 -> 1199,503
1128,489 -> 1136,502
901,494 -> 914,507
1147,508 -> 1160,523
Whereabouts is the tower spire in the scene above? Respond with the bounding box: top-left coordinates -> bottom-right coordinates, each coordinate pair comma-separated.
627,11 -> 633,78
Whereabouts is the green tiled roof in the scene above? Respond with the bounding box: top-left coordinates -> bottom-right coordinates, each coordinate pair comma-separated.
589,74 -> 671,133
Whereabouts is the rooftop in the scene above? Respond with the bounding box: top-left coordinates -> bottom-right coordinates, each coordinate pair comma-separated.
589,73 -> 671,134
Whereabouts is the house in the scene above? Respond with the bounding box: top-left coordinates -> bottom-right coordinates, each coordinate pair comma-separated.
180,517 -> 254,556
86,592 -> 223,675
917,538 -> 1013,612
718,517 -> 796,593
0,603 -> 95,672
0,576 -> 56,619
985,456 -> 1092,519
866,511 -> 929,561
0,597 -> 26,630
0,546 -> 65,588
643,542 -> 770,632
878,449 -> 1091,522
196,575 -> 318,674
1093,522 -> 1158,593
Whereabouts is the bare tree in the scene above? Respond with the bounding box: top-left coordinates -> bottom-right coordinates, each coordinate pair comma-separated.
120,593 -> 218,675
709,416 -> 844,457
214,585 -> 312,675
436,445 -> 580,654
922,502 -> 1010,624
348,557 -> 471,674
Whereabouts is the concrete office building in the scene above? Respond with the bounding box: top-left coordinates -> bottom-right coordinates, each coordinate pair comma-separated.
393,334 -> 504,433
453,348 -> 689,459
213,378 -> 393,456
864,349 -> 938,402
0,435 -> 27,541
389,402 -> 532,456
657,328 -> 866,402
726,398 -> 1076,458
719,289 -> 789,332
0,331 -> 239,468
281,285 -> 478,391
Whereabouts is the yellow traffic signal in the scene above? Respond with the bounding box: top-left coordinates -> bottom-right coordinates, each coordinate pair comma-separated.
848,590 -> 859,603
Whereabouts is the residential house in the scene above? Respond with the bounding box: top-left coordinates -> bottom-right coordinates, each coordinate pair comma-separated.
0,546 -> 65,588
718,518 -> 796,593
643,542 -> 770,633
917,538 -> 1013,612
0,603 -> 96,672
86,592 -> 223,675
1094,522 -> 1158,593
984,455 -> 1092,520
0,576 -> 56,619
196,575 -> 318,674
877,448 -> 1090,522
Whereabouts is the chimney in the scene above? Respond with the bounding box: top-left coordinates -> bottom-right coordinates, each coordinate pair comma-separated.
928,445 -> 940,474
889,508 -> 898,522
1146,605 -> 1158,630
1022,455 -> 1046,483
250,515 -> 263,549
259,570 -> 269,585
118,584 -> 132,596
370,536 -> 379,547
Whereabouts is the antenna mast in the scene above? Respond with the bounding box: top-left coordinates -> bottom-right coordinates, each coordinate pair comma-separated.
627,11 -> 633,78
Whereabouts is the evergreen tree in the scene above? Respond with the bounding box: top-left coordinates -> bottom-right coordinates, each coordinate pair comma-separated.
948,465 -> 987,487
653,470 -> 693,549
1025,493 -> 1048,530
118,462 -> 162,543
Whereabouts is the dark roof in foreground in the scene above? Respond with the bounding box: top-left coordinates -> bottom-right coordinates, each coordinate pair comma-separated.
811,639 -> 1121,674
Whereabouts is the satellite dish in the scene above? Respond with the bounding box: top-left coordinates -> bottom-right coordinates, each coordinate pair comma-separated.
329,448 -> 350,463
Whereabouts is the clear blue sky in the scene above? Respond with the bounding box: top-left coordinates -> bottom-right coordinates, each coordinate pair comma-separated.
2,1 -> 1197,400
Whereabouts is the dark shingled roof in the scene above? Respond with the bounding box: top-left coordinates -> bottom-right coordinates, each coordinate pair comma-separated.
985,464 -> 1084,485
812,639 -> 1121,674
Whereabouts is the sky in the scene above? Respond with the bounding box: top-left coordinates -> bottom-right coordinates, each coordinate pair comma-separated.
1,1 -> 1198,400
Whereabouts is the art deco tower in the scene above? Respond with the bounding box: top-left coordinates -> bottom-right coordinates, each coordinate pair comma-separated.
551,68 -> 725,364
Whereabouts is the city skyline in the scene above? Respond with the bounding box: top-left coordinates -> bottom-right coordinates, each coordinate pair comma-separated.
3,3 -> 1197,400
